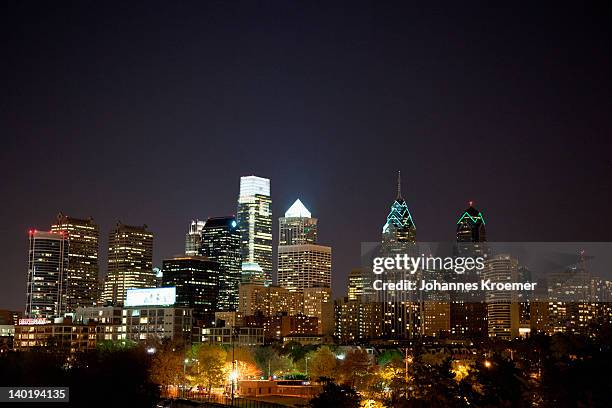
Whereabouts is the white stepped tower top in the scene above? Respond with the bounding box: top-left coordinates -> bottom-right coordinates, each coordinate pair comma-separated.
285,199 -> 311,218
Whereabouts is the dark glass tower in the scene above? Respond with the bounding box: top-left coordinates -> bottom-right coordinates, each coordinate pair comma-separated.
451,202 -> 488,338
456,202 -> 486,246
162,255 -> 219,325
200,216 -> 241,311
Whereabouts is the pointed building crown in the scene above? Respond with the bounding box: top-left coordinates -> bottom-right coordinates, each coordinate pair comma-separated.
457,202 -> 486,225
285,199 -> 312,218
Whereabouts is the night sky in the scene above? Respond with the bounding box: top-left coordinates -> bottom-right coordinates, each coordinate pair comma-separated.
2,2 -> 611,311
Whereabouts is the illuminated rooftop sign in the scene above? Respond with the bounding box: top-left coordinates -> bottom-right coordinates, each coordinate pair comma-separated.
18,318 -> 51,325
125,287 -> 176,307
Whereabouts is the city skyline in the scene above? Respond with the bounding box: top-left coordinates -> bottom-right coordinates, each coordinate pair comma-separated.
3,3 -> 612,313
6,171 -> 612,312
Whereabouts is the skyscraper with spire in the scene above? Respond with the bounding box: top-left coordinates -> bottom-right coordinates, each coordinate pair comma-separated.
379,171 -> 420,339
382,171 -> 416,245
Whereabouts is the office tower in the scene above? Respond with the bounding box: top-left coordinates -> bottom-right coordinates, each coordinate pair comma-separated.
347,268 -> 365,301
236,175 -> 272,285
50,213 -> 99,311
450,202 -> 488,338
278,199 -> 332,292
382,171 -> 416,246
547,253 -> 593,334
102,223 -> 154,305
278,245 -> 332,292
303,287 -> 334,336
378,172 -> 419,339
25,230 -> 69,318
185,219 -> 205,256
455,202 -> 487,255
162,255 -> 219,324
485,254 -> 519,339
279,199 -> 317,245
200,216 -> 241,311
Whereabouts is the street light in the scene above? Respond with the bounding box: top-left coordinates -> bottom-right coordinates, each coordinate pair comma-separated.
484,360 -> 492,368
183,358 -> 190,398
305,356 -> 310,379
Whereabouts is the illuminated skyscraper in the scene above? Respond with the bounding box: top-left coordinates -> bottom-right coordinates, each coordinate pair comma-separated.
279,199 -> 317,245
201,216 -> 241,311
379,171 -> 419,339
278,199 -> 331,292
162,255 -> 219,324
236,176 -> 272,285
450,202 -> 488,338
102,223 -> 154,305
185,219 -> 205,256
382,171 -> 416,246
485,254 -> 519,339
278,245 -> 332,292
25,230 -> 69,318
456,202 -> 487,255
347,268 -> 365,301
50,213 -> 99,311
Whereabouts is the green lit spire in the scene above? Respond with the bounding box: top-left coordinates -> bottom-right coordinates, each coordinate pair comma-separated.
382,171 -> 416,240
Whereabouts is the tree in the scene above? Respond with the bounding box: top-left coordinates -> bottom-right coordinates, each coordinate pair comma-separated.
304,346 -> 337,380
150,345 -> 182,396
191,344 -> 228,395
471,355 -> 529,407
254,346 -> 294,378
338,349 -> 374,390
309,382 -> 360,408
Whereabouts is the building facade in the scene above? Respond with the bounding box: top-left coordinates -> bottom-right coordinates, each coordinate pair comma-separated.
26,230 -> 69,318
278,245 -> 332,292
237,176 -> 272,285
485,254 -> 519,339
378,172 -> 419,339
239,284 -> 301,317
51,214 -> 99,311
303,287 -> 334,336
278,199 -> 317,245
185,219 -> 206,256
102,223 -> 154,305
450,203 -> 488,338
201,216 -> 241,311
161,256 -> 219,325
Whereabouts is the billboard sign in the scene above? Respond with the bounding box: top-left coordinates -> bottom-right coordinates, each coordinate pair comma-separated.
125,287 -> 176,307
